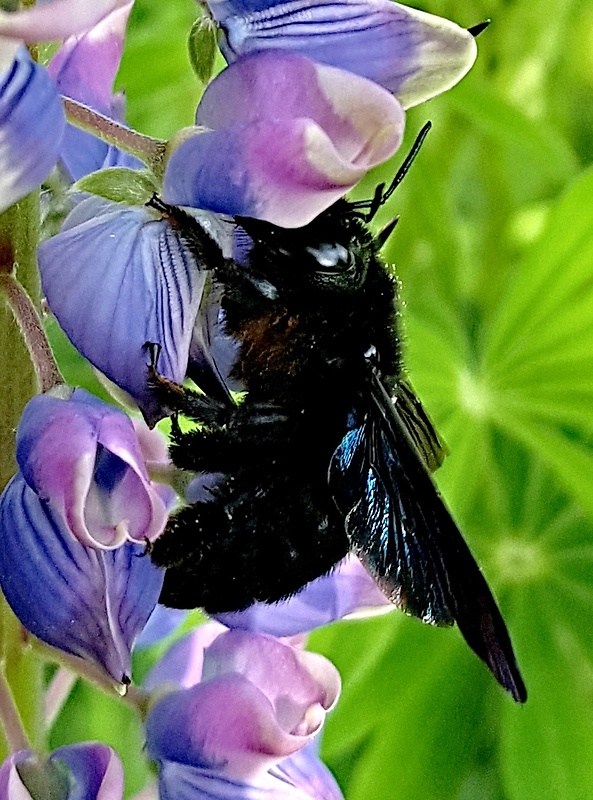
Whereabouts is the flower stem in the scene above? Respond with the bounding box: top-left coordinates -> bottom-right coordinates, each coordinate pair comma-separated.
0,193 -> 55,758
63,98 -> 167,178
0,274 -> 63,393
0,665 -> 30,753
44,667 -> 77,732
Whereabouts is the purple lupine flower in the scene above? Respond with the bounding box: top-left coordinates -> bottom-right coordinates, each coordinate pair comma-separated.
0,0 -> 132,44
0,43 -> 65,213
0,743 -> 124,800
48,0 -> 140,181
38,198 -> 232,423
0,0 -> 141,213
206,0 -> 477,108
16,388 -> 170,548
0,470 -> 163,683
145,628 -> 342,799
164,50 -> 404,227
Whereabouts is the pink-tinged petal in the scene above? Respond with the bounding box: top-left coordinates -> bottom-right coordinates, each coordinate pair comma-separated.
208,0 -> 477,108
143,622 -> 228,690
202,631 -> 341,718
16,389 -> 169,548
216,555 -> 392,636
147,632 -> 339,781
163,51 -> 404,227
145,630 -> 341,797
0,751 -> 36,800
38,197 -> 208,425
0,46 -> 65,213
0,473 -> 163,682
48,2 -> 133,114
51,743 -> 124,800
0,0 -> 130,44
148,677 -> 314,779
47,1 -> 137,180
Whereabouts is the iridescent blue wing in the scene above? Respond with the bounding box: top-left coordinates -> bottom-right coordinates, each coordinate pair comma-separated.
329,370 -> 526,702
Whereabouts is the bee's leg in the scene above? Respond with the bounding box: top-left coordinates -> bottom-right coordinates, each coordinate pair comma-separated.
145,342 -> 232,427
146,195 -> 228,273
167,424 -> 236,474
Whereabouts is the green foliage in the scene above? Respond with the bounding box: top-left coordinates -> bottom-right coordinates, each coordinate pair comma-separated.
49,0 -> 593,797
73,167 -> 158,206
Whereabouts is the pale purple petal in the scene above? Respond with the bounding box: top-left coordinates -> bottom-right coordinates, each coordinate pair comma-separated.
0,0 -> 131,44
0,46 -> 65,213
48,2 -> 132,114
216,555 -> 392,637
38,197 -> 206,424
135,604 -> 189,649
51,743 -> 124,800
163,51 -> 404,227
0,751 -> 36,800
143,622 -> 227,690
147,633 -> 339,780
47,1 -> 136,180
187,288 -> 242,400
271,742 -> 344,800
16,389 -> 169,548
208,0 -> 477,108
201,630 -> 341,719
157,761 -> 336,800
0,472 -> 164,682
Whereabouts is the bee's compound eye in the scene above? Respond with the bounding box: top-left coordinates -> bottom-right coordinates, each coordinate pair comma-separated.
305,242 -> 351,271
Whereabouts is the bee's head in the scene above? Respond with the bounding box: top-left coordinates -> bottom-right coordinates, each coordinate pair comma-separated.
236,202 -> 374,297
234,123 -> 432,301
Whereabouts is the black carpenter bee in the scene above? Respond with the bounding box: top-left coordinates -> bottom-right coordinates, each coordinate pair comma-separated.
148,123 -> 526,703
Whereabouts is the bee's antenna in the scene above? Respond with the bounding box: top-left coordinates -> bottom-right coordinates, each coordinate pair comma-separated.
351,121 -> 432,222
376,121 -> 432,211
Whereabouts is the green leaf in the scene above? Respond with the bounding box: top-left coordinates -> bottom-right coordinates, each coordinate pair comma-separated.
314,614 -> 503,800
474,169 -> 593,508
188,14 -> 218,86
502,587 -> 593,800
447,78 -> 578,184
73,167 -> 158,205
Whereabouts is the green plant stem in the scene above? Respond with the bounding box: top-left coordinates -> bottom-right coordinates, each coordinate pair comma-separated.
63,97 -> 167,178
0,275 -> 62,393
0,192 -> 50,758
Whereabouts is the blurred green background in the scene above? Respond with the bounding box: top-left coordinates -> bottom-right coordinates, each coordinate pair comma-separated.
49,0 -> 593,797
